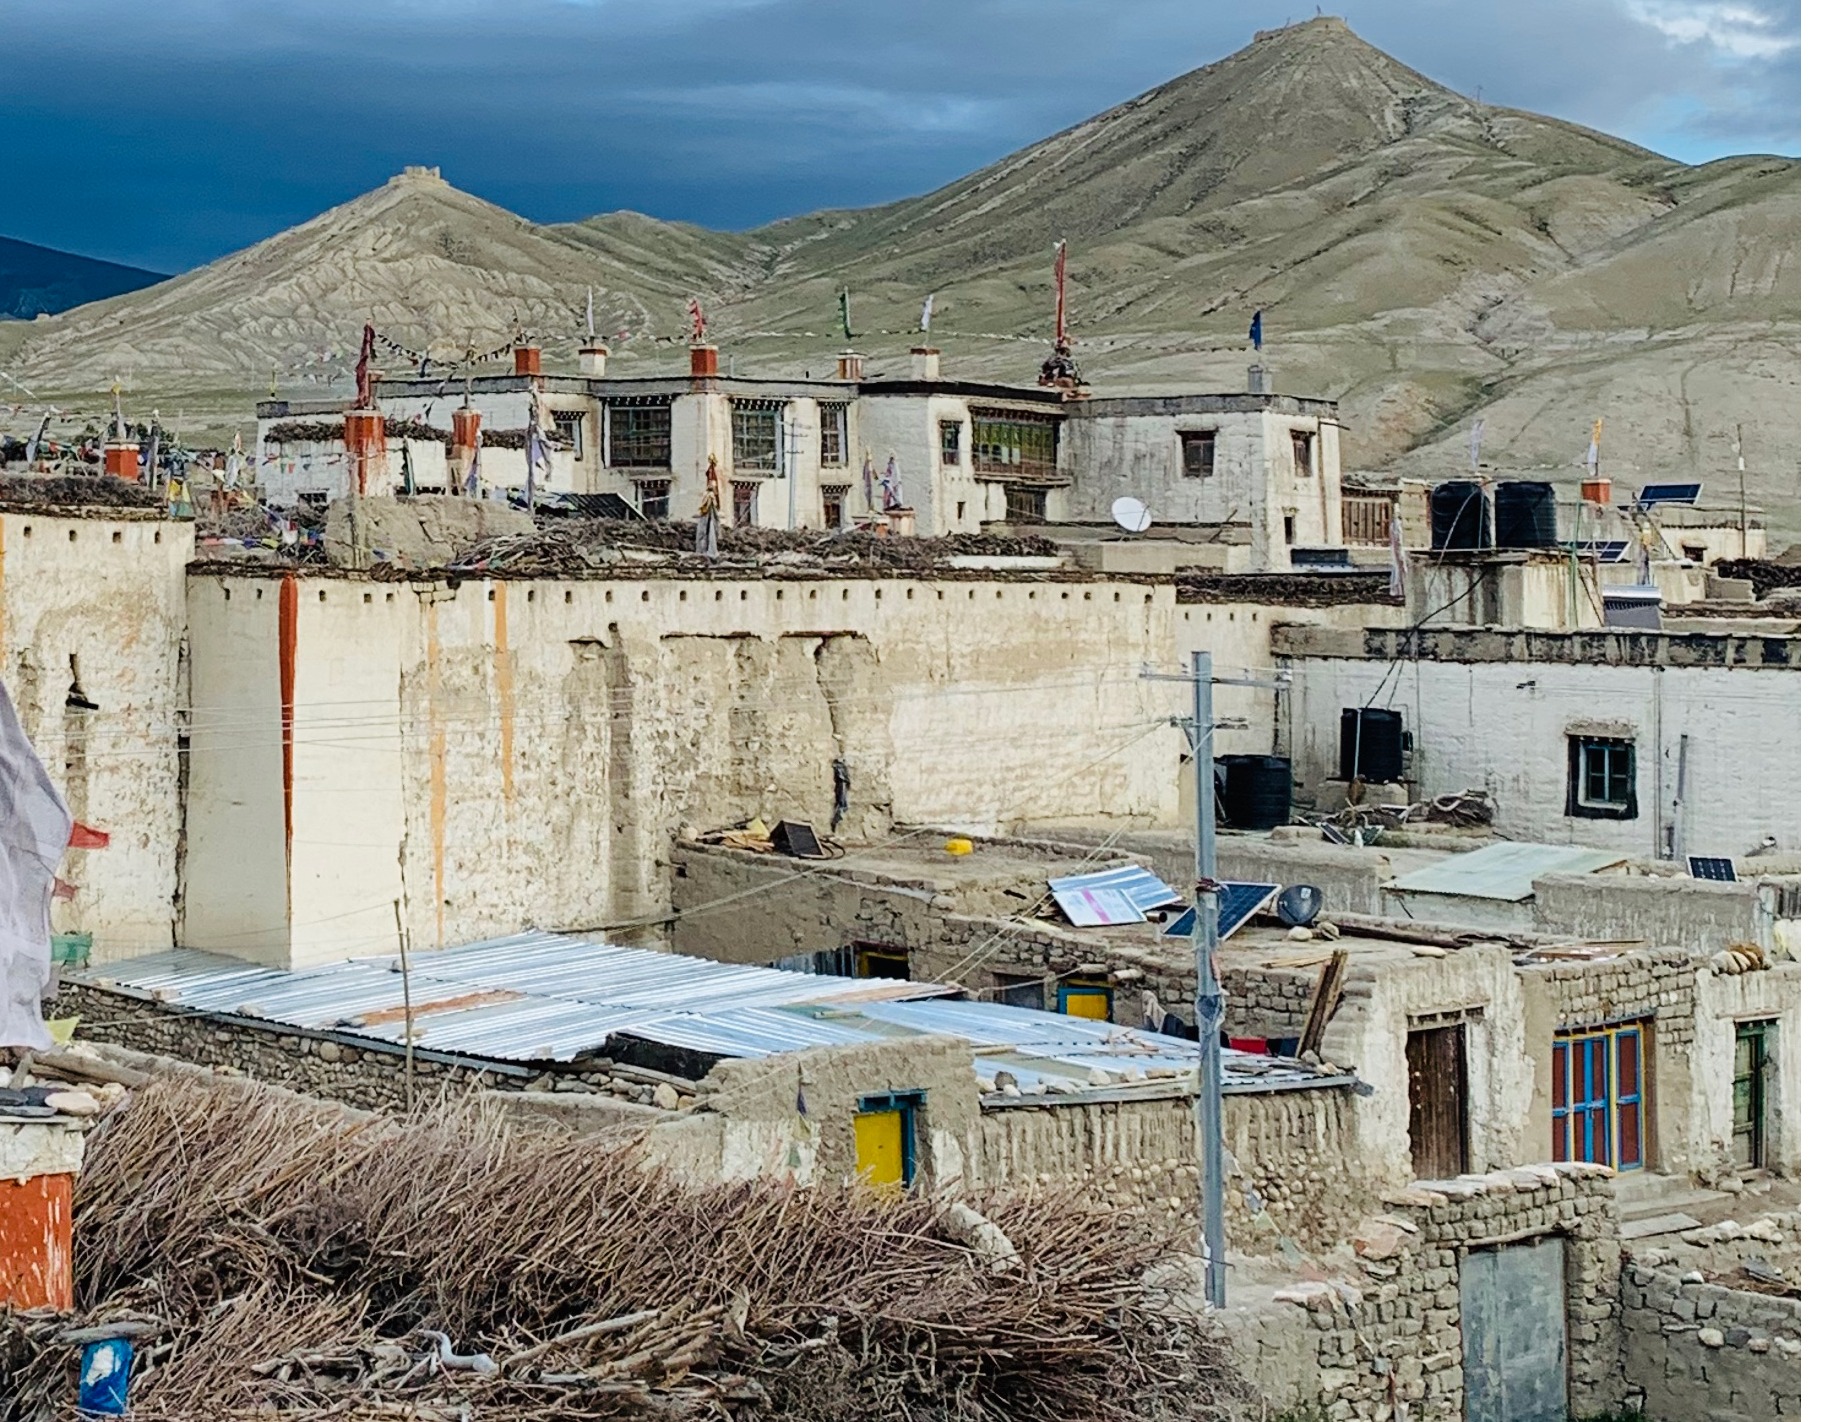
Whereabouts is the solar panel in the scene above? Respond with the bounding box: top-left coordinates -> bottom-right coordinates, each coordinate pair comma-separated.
1636,482 -> 1703,508
1159,883 -> 1281,942
1567,539 -> 1632,563
1688,855 -> 1737,883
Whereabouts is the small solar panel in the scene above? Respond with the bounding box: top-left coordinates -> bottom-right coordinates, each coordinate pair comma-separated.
1568,539 -> 1631,563
1161,883 -> 1281,941
1688,855 -> 1737,883
1636,482 -> 1703,508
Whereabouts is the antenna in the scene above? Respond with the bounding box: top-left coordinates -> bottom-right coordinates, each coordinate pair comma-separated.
1111,496 -> 1153,534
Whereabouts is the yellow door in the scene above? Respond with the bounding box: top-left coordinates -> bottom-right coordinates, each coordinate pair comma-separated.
1062,988 -> 1111,1021
853,1108 -> 904,1189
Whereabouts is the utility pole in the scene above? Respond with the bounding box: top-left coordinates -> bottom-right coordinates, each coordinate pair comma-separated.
1190,649 -> 1226,1307
1142,652 -> 1279,1308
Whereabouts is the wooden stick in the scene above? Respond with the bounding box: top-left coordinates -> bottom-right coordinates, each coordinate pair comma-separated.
1297,950 -> 1348,1058
393,898 -> 414,1113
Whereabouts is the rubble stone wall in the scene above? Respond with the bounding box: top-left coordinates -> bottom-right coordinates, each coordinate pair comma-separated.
1241,1165 -> 1624,1421
1619,1262 -> 1800,1422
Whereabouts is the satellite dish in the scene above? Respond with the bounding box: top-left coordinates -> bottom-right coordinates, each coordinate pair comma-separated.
1111,496 -> 1153,534
1276,885 -> 1324,927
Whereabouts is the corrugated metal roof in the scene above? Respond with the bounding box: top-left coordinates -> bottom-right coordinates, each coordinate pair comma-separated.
77,933 -> 1353,1099
1048,864 -> 1181,926
1386,842 -> 1628,902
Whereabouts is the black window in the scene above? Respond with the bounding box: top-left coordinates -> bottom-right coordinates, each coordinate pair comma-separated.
1005,485 -> 1048,522
634,479 -> 671,520
821,486 -> 846,530
732,481 -> 760,527
1568,736 -> 1637,819
1291,429 -> 1314,477
819,402 -> 848,467
607,406 -> 671,468
939,420 -> 962,466
551,410 -> 585,451
732,405 -> 782,472
1180,430 -> 1215,478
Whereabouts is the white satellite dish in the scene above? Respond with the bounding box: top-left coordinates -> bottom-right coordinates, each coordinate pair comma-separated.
1111,496 -> 1153,534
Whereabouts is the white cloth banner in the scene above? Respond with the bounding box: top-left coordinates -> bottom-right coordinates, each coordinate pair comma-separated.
0,680 -> 72,1050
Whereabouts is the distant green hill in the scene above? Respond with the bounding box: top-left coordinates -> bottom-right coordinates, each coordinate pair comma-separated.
0,236 -> 163,319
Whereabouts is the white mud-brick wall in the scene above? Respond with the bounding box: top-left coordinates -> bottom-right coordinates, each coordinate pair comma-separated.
1276,627 -> 1801,857
182,571 -> 1181,967
1620,1263 -> 1800,1421
0,511 -> 194,960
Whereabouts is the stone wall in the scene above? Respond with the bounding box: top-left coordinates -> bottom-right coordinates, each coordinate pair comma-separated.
1532,871 -> 1797,959
1231,1164 -> 1624,1421
1619,1261 -> 1800,1421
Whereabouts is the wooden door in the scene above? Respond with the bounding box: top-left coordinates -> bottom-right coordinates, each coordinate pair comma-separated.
1407,1024 -> 1469,1179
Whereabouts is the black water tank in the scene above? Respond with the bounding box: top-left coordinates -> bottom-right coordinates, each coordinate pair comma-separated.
1494,481 -> 1558,549
1430,481 -> 1491,551
1219,754 -> 1293,830
1338,708 -> 1405,783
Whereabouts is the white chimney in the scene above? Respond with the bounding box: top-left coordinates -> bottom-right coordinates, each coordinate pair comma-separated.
579,342 -> 609,377
910,346 -> 940,381
1247,364 -> 1272,395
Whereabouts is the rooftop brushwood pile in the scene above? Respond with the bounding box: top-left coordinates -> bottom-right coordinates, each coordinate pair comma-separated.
3,1073 -> 1249,1422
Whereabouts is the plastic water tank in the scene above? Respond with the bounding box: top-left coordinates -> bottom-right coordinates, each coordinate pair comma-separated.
1494,481 -> 1558,549
1338,708 -> 1404,783
1218,754 -> 1294,830
1430,481 -> 1491,551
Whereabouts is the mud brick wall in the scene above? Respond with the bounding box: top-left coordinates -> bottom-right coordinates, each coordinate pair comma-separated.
1528,947 -> 1697,1044
1619,1261 -> 1800,1421
1264,1164 -> 1624,1421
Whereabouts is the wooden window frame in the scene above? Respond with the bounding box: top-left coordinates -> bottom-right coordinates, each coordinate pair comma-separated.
1290,429 -> 1315,478
1552,1023 -> 1647,1170
731,480 -> 760,528
606,405 -> 672,470
939,419 -> 963,466
633,479 -> 671,520
1180,430 -> 1216,479
818,402 -> 849,468
732,404 -> 783,474
1567,736 -> 1638,820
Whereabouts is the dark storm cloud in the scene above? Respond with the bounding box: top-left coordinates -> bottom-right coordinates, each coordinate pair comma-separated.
0,0 -> 1798,271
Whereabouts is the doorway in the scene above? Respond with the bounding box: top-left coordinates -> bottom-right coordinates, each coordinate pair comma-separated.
1407,1023 -> 1469,1179
1733,1020 -> 1774,1169
1462,1237 -> 1570,1422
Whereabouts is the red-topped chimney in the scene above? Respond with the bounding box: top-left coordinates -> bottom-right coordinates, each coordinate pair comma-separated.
513,342 -> 541,376
344,409 -> 386,495
689,342 -> 718,384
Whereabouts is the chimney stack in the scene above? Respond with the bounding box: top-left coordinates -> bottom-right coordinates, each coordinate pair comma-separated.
579,342 -> 609,378
103,438 -> 140,481
0,1116 -> 84,1309
513,342 -> 542,377
835,350 -> 863,382
909,346 -> 940,381
450,406 -> 482,490
1247,364 -> 1272,395
689,342 -> 719,386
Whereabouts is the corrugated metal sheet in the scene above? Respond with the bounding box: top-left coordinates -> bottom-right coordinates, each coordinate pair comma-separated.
77,933 -> 1352,1099
1386,842 -> 1628,903
1048,864 -> 1180,926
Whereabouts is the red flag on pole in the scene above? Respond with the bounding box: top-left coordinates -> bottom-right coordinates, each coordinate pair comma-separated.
68,822 -> 110,850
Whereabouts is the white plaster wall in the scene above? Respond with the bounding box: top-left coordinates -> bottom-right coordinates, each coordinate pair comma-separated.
1057,412 -> 1262,531
183,571 -> 1183,966
1320,945 -> 1533,1186
854,392 -> 961,534
1283,656 -> 1800,857
0,513 -> 193,960
1690,966 -> 1800,1176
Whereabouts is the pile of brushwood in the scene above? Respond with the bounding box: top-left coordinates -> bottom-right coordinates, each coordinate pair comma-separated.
1713,557 -> 1800,599
0,474 -> 163,510
438,521 -> 1060,578
3,1074 -> 1247,1422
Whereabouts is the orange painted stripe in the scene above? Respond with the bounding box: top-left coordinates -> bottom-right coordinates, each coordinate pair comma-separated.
0,1173 -> 73,1310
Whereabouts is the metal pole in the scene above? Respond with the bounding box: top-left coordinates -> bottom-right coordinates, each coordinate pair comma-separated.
1190,650 -> 1226,1307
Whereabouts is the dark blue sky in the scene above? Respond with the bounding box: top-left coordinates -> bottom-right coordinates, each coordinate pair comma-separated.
2,0 -> 1801,274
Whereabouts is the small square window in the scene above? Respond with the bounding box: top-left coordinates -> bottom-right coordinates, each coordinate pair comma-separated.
818,402 -> 849,467
1568,736 -> 1637,819
634,479 -> 670,520
1179,430 -> 1215,478
1291,429 -> 1314,477
821,486 -> 846,530
732,481 -> 760,528
939,420 -> 963,466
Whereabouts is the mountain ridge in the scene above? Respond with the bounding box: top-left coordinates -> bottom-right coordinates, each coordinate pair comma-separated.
0,236 -> 164,320
1,17 -> 1799,536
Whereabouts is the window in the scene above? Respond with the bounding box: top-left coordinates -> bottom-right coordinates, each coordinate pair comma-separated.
939,419 -> 963,466
1180,430 -> 1215,478
818,402 -> 849,467
1568,736 -> 1637,819
1283,514 -> 1297,544
854,1090 -> 923,1189
821,486 -> 846,531
732,481 -> 760,528
970,408 -> 1058,480
1057,978 -> 1112,1021
992,972 -> 1045,1011
1291,429 -> 1314,477
1005,485 -> 1048,522
1681,543 -> 1705,563
634,479 -> 670,519
607,405 -> 671,468
852,943 -> 909,979
732,403 -> 782,472
550,410 -> 585,451
1552,1024 -> 1647,1170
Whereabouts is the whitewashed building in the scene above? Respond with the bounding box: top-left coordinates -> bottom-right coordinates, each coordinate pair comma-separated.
254,344 -> 1343,570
